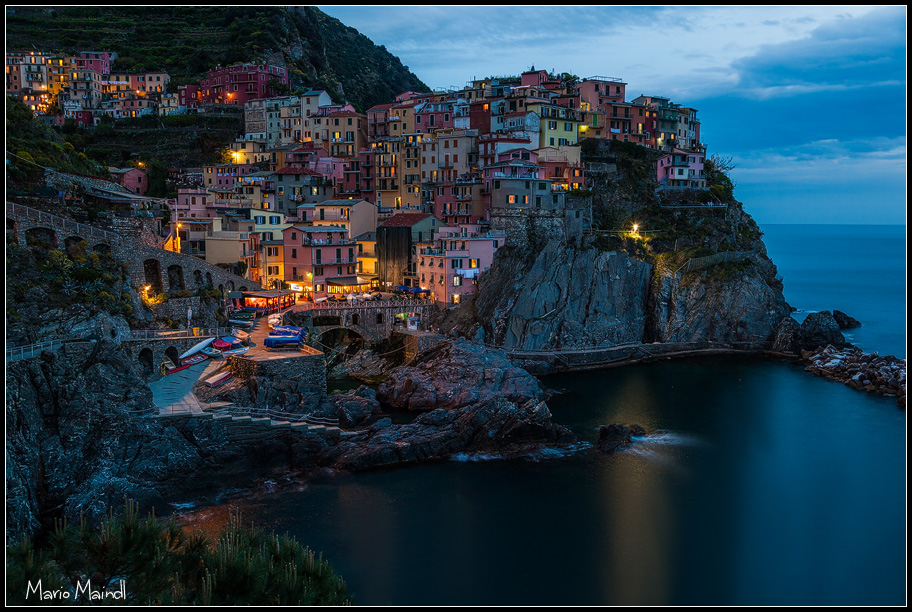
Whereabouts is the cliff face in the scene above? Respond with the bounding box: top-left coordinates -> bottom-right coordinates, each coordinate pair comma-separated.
474,243 -> 653,350
456,228 -> 791,352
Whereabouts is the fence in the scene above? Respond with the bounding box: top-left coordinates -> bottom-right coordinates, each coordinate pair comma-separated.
6,340 -> 95,362
125,327 -> 232,341
675,250 -> 753,274
7,200 -> 120,243
290,299 -> 432,313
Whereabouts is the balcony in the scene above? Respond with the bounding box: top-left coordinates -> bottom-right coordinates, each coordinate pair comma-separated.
314,257 -> 357,265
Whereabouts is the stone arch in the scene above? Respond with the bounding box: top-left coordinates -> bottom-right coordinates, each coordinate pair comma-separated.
206,271 -> 213,287
313,315 -> 342,327
351,313 -> 360,326
227,280 -> 235,292
138,348 -> 154,377
92,242 -> 111,254
217,283 -> 224,294
164,346 -> 180,367
144,259 -> 163,293
25,226 -> 57,249
193,269 -> 204,288
376,312 -> 384,325
167,264 -> 185,292
239,285 -> 248,291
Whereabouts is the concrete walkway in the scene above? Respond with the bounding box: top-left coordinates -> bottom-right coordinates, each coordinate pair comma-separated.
149,360 -> 223,416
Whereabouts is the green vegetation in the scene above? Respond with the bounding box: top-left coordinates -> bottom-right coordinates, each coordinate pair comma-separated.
6,97 -> 108,183
7,6 -> 428,110
6,240 -> 136,321
6,500 -> 351,605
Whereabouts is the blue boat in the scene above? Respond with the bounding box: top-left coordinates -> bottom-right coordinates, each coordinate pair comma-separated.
264,334 -> 303,349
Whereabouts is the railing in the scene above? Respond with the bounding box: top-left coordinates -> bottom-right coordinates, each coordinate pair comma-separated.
290,299 -> 432,312
7,201 -> 120,243
125,327 -> 232,341
314,257 -> 357,265
675,251 -> 753,275
7,340 -> 67,362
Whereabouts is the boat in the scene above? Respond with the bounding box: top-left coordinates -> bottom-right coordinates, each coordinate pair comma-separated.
231,329 -> 251,342
212,338 -> 232,350
228,319 -> 253,328
179,337 -> 214,360
264,334 -> 303,349
200,346 -> 223,358
179,353 -> 209,366
221,346 -> 250,357
204,371 -> 233,387
268,329 -> 300,337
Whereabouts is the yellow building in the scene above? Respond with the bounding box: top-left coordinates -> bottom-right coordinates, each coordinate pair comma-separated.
261,240 -> 285,289
526,102 -> 581,149
354,231 -> 380,288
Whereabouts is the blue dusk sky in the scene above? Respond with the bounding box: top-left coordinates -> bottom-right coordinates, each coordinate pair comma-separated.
319,5 -> 907,225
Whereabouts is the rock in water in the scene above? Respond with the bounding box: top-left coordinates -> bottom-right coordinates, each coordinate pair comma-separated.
377,337 -> 545,411
771,316 -> 802,354
832,310 -> 862,329
799,311 -> 845,350
597,424 -> 647,453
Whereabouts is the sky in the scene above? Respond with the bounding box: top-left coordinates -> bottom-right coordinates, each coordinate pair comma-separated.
318,5 -> 907,225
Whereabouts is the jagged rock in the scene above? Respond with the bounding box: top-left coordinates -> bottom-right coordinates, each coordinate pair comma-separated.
771,316 -> 802,354
376,338 -> 544,411
327,386 -> 381,428
800,311 -> 846,350
320,395 -> 576,471
596,424 -> 647,453
833,310 -> 862,329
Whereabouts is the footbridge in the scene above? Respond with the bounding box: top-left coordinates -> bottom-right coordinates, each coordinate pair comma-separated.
6,201 -> 259,294
287,299 -> 440,342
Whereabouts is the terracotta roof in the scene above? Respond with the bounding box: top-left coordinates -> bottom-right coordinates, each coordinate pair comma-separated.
379,212 -> 433,228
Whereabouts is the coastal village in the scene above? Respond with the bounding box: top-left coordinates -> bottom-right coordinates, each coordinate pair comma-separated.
7,50 -> 707,306
5,9 -> 906,607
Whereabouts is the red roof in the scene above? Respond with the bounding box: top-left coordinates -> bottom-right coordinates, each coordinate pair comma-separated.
380,212 -> 433,227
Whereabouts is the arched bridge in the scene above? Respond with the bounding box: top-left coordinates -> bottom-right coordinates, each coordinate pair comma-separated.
288,300 -> 440,341
7,201 -> 259,294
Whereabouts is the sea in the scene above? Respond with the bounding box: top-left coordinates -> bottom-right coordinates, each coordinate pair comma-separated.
179,224 -> 907,606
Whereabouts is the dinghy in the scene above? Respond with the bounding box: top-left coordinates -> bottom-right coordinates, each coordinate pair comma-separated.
179,337 -> 215,360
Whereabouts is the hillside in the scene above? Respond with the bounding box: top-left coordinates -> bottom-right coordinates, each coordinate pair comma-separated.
5,6 -> 429,110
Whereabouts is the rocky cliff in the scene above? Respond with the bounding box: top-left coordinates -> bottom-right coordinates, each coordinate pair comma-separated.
455,232 -> 791,353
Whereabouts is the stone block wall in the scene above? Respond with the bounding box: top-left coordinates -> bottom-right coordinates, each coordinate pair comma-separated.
228,350 -> 327,411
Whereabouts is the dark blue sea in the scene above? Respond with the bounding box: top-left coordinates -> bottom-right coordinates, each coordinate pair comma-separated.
181,224 -> 906,606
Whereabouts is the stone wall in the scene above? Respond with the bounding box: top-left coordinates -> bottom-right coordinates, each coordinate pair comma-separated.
490,202 -> 587,249
228,350 -> 327,410
395,330 -> 445,362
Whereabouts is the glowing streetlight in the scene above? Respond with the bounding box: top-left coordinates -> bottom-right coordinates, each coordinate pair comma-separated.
632,223 -> 639,235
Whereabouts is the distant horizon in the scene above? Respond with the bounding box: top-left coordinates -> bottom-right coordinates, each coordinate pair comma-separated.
320,5 -> 907,227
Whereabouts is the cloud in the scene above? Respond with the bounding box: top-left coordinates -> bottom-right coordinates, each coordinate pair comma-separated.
729,6 -> 906,99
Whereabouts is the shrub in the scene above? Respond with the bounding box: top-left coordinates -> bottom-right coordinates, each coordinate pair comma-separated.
5,500 -> 351,605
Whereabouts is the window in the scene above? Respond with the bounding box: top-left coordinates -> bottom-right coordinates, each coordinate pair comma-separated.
291,248 -> 297,258
453,275 -> 462,286
254,215 -> 265,224
508,195 -> 516,204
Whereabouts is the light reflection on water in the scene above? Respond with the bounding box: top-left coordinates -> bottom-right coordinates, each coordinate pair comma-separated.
177,357 -> 905,606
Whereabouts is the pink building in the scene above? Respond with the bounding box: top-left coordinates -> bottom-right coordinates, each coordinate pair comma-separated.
108,167 -> 148,195
576,76 -> 627,107
77,51 -> 114,75
416,225 -> 505,305
655,149 -> 706,189
414,100 -> 455,133
171,188 -> 212,220
196,62 -> 289,106
282,225 -> 359,297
